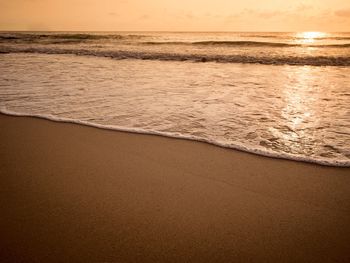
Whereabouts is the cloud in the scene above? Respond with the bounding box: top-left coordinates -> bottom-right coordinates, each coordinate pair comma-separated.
233,8 -> 285,19
185,12 -> 195,19
295,3 -> 313,12
334,8 -> 350,17
173,11 -> 197,20
139,14 -> 150,20
256,10 -> 284,19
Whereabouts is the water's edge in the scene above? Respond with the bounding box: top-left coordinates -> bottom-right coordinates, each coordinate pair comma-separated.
1,108 -> 349,167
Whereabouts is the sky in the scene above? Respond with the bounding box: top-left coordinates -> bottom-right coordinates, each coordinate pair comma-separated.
0,0 -> 349,31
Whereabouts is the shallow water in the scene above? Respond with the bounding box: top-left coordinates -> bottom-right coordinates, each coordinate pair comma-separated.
1,51 -> 349,166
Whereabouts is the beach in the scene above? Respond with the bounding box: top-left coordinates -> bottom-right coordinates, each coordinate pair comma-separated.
1,113 -> 349,262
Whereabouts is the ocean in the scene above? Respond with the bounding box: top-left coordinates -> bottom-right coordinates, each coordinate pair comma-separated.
0,31 -> 349,166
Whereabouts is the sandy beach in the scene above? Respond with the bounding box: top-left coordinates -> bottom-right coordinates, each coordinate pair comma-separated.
1,113 -> 349,262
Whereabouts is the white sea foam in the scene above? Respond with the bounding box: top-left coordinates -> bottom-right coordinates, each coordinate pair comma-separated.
1,107 -> 349,167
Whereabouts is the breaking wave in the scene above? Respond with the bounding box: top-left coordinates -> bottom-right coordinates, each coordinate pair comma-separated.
0,33 -> 147,43
1,46 -> 349,66
1,32 -> 349,47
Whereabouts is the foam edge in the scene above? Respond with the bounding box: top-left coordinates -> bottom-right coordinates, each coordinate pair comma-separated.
1,107 -> 349,168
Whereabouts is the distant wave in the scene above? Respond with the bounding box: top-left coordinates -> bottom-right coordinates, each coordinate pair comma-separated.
1,46 -> 349,66
239,34 -> 350,41
0,33 -> 147,43
1,33 -> 350,48
143,40 -> 350,48
144,41 -> 293,47
195,40 -> 293,47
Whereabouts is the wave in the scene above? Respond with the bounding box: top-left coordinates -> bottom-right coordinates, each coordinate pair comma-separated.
241,34 -> 350,41
143,41 -> 293,47
1,46 -> 349,66
195,41 -> 293,47
0,33 -> 147,43
143,40 -> 350,48
1,107 -> 349,167
2,33 -> 350,47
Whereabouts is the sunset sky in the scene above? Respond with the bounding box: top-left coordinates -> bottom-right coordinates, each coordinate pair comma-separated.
0,0 -> 349,31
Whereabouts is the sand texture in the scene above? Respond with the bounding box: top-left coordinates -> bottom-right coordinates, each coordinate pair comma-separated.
1,113 -> 350,262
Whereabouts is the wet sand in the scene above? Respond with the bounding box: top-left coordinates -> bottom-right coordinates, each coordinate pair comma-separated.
1,113 -> 350,262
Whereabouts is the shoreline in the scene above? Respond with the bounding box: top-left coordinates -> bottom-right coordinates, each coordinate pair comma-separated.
1,113 -> 350,262
1,109 -> 348,167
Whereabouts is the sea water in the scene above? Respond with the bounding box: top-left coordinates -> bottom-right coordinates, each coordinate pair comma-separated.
0,32 -> 349,166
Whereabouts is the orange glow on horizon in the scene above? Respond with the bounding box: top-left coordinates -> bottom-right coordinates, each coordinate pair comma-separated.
0,1 -> 349,31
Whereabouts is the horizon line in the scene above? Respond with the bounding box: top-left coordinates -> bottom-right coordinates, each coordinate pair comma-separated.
1,30 -> 350,33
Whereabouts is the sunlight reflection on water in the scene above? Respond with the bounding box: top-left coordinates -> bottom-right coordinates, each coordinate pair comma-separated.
279,66 -> 319,155
295,31 -> 328,44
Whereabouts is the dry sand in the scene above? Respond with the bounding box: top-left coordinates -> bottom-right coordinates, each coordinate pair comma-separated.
1,113 -> 350,262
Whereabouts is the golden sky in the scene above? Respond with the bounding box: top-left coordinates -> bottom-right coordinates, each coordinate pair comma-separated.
0,0 -> 349,31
